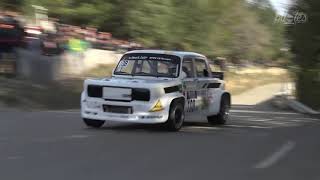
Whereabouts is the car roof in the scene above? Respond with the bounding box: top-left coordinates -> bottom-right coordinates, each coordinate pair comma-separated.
125,50 -> 206,59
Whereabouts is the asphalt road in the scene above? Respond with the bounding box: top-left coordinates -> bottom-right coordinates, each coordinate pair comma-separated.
0,104 -> 319,180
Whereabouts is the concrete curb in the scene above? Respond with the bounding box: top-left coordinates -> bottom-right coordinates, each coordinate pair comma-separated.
287,98 -> 319,114
273,94 -> 320,118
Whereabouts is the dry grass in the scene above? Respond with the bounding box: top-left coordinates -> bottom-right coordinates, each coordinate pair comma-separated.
83,64 -> 116,78
0,77 -> 82,110
225,67 -> 292,95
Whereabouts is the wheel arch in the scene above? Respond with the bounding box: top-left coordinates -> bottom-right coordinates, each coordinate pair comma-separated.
170,96 -> 186,108
221,92 -> 231,107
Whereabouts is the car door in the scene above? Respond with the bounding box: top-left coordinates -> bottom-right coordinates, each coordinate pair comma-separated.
181,56 -> 198,120
194,58 -> 211,116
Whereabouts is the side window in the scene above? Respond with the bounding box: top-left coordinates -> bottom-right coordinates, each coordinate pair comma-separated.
195,59 -> 208,77
116,60 -> 135,74
182,58 -> 195,78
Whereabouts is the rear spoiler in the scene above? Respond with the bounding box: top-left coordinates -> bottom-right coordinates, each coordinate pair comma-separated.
211,72 -> 224,80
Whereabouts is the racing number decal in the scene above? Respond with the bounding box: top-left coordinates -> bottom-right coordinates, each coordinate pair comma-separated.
186,99 -> 196,112
184,89 -> 209,112
184,91 -> 197,112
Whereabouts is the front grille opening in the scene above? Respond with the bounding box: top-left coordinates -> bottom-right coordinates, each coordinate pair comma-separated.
103,105 -> 133,114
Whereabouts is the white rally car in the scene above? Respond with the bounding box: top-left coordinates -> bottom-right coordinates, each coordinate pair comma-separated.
81,50 -> 231,131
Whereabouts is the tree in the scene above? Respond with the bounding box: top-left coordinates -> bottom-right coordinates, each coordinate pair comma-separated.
287,0 -> 320,109
0,0 -> 24,11
248,0 -> 287,62
19,0 -> 287,66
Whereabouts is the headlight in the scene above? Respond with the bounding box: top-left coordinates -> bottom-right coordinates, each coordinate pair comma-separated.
149,100 -> 164,112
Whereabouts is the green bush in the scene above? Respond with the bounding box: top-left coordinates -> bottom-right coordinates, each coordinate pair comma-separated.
296,70 -> 320,109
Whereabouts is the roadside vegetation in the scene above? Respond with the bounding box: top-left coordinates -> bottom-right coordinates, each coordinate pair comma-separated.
1,0 -> 318,109
0,65 -> 291,110
287,0 -> 320,109
0,77 -> 82,110
2,0 -> 288,63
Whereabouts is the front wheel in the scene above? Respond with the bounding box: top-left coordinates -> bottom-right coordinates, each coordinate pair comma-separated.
207,97 -> 230,125
83,118 -> 105,128
164,101 -> 185,131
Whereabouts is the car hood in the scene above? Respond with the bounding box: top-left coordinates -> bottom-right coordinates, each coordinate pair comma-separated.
84,77 -> 181,89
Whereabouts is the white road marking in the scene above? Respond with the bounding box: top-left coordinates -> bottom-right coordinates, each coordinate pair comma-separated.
254,141 -> 296,169
231,109 -> 299,115
290,119 -> 320,123
231,115 -> 254,118
291,119 -> 305,122
225,124 -> 272,129
41,110 -> 80,114
246,118 -> 274,122
183,126 -> 221,130
296,118 -> 320,121
7,156 -> 23,160
64,134 -> 91,139
268,121 -> 292,125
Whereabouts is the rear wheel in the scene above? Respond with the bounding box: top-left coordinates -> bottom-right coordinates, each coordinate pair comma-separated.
83,118 -> 105,128
208,97 -> 230,125
164,101 -> 185,131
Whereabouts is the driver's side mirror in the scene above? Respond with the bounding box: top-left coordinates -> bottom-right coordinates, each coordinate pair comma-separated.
203,69 -> 209,77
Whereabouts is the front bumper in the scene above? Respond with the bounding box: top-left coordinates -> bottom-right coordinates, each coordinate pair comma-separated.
81,110 -> 168,124
81,98 -> 170,124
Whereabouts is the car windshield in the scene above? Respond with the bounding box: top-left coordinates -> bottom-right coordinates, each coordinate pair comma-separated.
114,53 -> 181,78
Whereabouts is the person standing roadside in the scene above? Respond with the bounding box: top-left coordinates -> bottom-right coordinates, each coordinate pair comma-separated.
67,32 -> 90,72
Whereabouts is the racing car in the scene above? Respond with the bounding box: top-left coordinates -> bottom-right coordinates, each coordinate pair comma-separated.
81,50 -> 231,131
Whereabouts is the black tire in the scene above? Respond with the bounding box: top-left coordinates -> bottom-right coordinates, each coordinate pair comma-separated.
164,101 -> 185,131
83,118 -> 105,128
207,97 -> 230,125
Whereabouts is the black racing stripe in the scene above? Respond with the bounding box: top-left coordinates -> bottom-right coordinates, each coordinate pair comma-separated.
132,88 -> 150,101
207,83 -> 221,89
164,85 -> 181,94
87,85 -> 103,97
